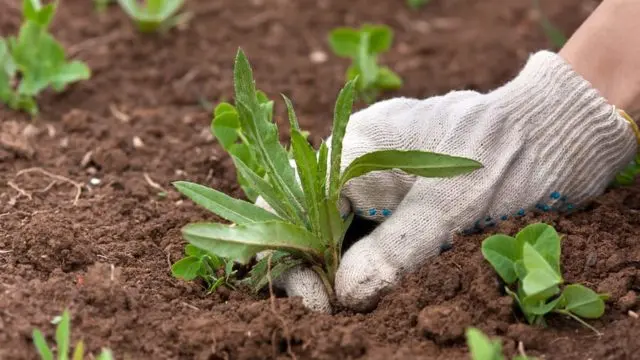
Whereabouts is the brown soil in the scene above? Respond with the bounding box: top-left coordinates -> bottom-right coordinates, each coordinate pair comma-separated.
2,0 -> 638,359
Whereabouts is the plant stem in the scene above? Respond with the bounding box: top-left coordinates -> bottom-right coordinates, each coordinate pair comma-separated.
312,265 -> 336,303
553,309 -> 602,336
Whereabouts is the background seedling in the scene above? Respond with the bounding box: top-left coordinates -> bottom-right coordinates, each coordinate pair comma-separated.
481,223 -> 608,334
466,327 -> 535,360
0,0 -> 91,115
328,24 -> 402,103
117,0 -> 189,33
407,0 -> 430,10
94,0 -> 116,12
32,309 -> 113,360
173,49 -> 482,302
171,244 -> 237,293
532,0 -> 566,49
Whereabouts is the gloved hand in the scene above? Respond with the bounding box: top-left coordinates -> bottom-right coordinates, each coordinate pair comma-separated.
258,50 -> 638,313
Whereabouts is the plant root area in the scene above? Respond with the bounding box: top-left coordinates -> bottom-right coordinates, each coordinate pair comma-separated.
2,0 -> 639,359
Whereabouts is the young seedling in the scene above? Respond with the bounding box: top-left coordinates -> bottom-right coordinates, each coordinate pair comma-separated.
32,309 -> 114,360
0,0 -> 91,115
532,0 -> 566,49
94,0 -> 116,12
481,223 -> 608,334
328,24 -> 402,103
407,0 -> 430,10
171,244 -> 237,293
466,327 -> 535,360
173,48 -> 482,302
117,0 -> 189,33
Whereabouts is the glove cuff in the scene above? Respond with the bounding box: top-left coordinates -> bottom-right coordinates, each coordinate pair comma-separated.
492,50 -> 637,202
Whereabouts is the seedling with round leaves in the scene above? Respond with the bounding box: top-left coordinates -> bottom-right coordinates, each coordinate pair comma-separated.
481,223 -> 608,334
117,0 -> 189,33
173,49 -> 482,303
171,244 -> 237,293
0,0 -> 91,115
328,24 -> 402,104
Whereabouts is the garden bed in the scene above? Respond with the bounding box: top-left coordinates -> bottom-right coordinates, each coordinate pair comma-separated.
2,0 -> 639,359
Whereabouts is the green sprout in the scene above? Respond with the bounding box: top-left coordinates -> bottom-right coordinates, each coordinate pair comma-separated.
0,0 -> 91,115
613,153 -> 640,186
172,49 -> 482,302
407,0 -> 430,10
117,0 -> 189,33
481,223 -> 608,334
94,0 -> 116,12
328,24 -> 402,103
532,0 -> 566,49
171,244 -> 237,293
466,328 -> 535,360
32,309 -> 113,360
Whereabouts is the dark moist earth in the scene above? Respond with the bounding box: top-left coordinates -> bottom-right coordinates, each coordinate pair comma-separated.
2,0 -> 639,359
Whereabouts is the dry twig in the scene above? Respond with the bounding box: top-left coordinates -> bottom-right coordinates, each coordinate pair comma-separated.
10,167 -> 83,205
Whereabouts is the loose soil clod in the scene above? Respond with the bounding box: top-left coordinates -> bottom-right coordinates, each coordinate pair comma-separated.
2,1 -> 639,360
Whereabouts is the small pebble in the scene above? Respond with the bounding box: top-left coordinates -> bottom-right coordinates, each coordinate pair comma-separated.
90,178 -> 101,186
132,136 -> 145,148
309,50 -> 328,64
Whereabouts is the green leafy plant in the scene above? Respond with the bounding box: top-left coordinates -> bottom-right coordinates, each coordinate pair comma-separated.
211,91 -> 274,202
32,309 -> 114,360
0,0 -> 91,115
328,24 -> 402,103
172,49 -> 482,301
407,0 -> 430,9
171,244 -> 237,292
481,223 -> 608,333
117,0 -> 189,33
466,328 -> 535,360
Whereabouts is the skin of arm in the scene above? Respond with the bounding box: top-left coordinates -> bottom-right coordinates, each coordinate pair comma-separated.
559,0 -> 640,117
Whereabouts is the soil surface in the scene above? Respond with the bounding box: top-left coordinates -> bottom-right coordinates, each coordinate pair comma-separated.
3,0 -> 639,359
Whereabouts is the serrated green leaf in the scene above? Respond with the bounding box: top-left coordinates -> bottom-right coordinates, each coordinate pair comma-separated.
171,256 -> 202,281
56,310 -> 70,360
481,234 -> 519,284
233,50 -> 305,218
328,28 -> 361,58
173,181 -> 281,225
375,67 -> 402,90
32,329 -> 53,360
183,221 -> 323,264
340,150 -> 483,188
290,129 -> 322,236
465,328 -> 504,360
363,25 -> 393,54
560,284 -> 606,319
329,79 -> 356,201
231,155 -> 299,223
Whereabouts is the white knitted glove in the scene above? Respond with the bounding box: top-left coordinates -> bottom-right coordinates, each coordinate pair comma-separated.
258,50 -> 638,313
